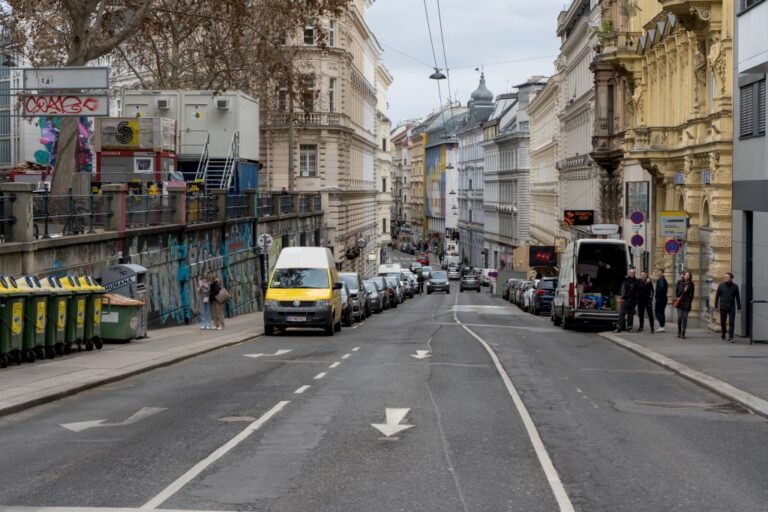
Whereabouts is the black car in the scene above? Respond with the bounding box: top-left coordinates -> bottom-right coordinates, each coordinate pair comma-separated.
362,280 -> 384,313
427,270 -> 450,294
460,274 -> 481,292
531,277 -> 558,315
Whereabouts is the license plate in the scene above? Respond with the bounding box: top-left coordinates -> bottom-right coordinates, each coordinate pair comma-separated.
287,316 -> 306,322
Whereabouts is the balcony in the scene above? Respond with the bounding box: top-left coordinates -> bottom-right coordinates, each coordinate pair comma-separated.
596,30 -> 641,67
738,0 -> 768,73
267,112 -> 351,129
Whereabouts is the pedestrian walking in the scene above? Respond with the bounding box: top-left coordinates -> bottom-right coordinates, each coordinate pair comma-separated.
714,272 -> 741,343
209,277 -> 227,330
197,273 -> 212,330
637,270 -> 654,333
417,272 -> 424,295
674,271 -> 695,339
654,269 -> 669,332
615,268 -> 639,333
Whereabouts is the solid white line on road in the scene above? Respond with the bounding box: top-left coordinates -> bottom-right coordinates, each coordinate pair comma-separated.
341,354 -> 351,359
352,325 -> 359,329
329,362 -> 340,368
140,401 -> 289,510
352,347 -> 360,352
314,372 -> 327,380
294,385 -> 311,394
453,304 -> 575,512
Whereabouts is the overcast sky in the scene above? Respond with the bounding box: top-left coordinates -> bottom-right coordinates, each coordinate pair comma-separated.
367,0 -> 567,126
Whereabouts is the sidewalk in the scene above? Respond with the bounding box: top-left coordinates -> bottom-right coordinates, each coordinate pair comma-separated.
0,311 -> 264,417
601,328 -> 768,418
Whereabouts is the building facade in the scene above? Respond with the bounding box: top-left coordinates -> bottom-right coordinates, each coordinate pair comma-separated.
556,0 -> 606,240
390,123 -> 412,243
608,0 -> 735,327
375,64 -> 394,263
528,75 -> 562,249
261,0 -> 382,275
733,0 -> 767,340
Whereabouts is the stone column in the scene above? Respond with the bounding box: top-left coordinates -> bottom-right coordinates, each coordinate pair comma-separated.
0,182 -> 35,243
244,188 -> 258,218
166,184 -> 187,225
213,190 -> 228,222
102,184 -> 127,232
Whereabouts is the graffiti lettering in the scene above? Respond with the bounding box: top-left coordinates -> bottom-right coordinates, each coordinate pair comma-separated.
23,95 -> 108,116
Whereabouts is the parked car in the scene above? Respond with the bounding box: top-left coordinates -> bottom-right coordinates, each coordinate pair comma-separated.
427,270 -> 450,294
417,253 -> 431,266
362,280 -> 385,313
447,267 -> 461,281
370,276 -> 392,310
400,271 -> 416,297
508,280 -> 524,303
340,282 -> 353,327
385,276 -> 402,306
531,277 -> 558,315
460,274 -> 482,292
516,281 -> 534,308
409,262 -> 423,273
421,266 -> 433,279
339,272 -> 365,323
502,278 -> 521,300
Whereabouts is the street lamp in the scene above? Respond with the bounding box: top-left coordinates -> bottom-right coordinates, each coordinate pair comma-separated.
430,68 -> 447,80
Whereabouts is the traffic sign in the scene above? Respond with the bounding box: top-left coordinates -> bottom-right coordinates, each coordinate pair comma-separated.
660,211 -> 688,239
631,234 -> 644,247
630,211 -> 644,225
258,234 -> 273,251
665,239 -> 681,255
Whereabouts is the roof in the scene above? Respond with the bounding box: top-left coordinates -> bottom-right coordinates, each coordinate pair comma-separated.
275,247 -> 334,269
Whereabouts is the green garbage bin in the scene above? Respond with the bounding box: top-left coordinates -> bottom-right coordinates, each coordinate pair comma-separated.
16,276 -> 49,363
40,276 -> 69,358
0,276 -> 25,368
77,276 -> 105,350
101,293 -> 144,342
61,275 -> 88,353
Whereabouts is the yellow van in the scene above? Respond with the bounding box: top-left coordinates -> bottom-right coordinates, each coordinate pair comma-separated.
263,247 -> 343,336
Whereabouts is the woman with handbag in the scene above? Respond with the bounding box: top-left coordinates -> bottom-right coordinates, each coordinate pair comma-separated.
197,273 -> 212,330
674,271 -> 695,339
209,277 -> 227,330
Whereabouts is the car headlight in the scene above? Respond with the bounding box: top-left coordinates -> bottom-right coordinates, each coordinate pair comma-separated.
265,300 -> 279,308
316,300 -> 331,307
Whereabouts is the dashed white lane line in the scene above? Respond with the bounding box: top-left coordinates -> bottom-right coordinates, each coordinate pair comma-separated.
141,401 -> 289,510
341,354 -> 351,359
352,347 -> 360,352
294,385 -> 311,394
452,291 -> 575,512
352,325 -> 360,329
314,372 -> 327,380
329,362 -> 340,369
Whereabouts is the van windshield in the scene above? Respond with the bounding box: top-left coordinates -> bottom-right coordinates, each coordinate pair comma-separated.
576,243 -> 627,296
271,269 -> 329,289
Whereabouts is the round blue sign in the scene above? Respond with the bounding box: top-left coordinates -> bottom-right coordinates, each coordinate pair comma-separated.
630,211 -> 644,225
631,234 -> 644,247
665,239 -> 681,255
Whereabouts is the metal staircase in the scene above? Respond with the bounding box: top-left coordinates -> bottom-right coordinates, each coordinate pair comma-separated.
195,131 -> 240,190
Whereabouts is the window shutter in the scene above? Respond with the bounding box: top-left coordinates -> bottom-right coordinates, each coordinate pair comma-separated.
758,79 -> 766,136
740,84 -> 754,138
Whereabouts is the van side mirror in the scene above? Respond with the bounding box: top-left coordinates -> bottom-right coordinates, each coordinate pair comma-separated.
333,282 -> 343,290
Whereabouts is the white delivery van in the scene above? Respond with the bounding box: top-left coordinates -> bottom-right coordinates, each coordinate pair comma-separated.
551,239 -> 631,329
378,263 -> 402,276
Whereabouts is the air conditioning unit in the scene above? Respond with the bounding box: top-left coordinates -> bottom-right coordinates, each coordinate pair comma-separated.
215,98 -> 231,110
155,98 -> 170,110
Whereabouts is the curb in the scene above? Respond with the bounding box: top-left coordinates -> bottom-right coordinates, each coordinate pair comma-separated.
0,332 -> 262,419
599,332 -> 768,419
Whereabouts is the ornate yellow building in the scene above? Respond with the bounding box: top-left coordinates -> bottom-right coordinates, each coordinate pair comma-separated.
598,0 -> 733,326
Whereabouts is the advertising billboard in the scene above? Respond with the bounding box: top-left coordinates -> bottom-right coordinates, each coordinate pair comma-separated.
529,246 -> 557,267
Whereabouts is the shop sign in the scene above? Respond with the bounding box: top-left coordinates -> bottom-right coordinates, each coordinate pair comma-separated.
660,211 -> 688,239
564,210 -> 594,226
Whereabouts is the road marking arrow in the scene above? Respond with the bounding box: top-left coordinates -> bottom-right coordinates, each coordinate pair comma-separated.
411,350 -> 432,359
244,349 -> 292,359
371,408 -> 414,437
61,407 -> 166,432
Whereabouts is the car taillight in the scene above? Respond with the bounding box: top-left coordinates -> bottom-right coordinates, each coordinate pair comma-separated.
568,282 -> 575,307
537,289 -> 545,296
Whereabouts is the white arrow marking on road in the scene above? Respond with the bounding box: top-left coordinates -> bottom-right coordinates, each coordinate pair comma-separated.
243,349 -> 292,359
371,408 -> 414,437
61,407 -> 166,432
411,350 -> 432,359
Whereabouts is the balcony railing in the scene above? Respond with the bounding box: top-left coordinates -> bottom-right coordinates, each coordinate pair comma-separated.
267,112 -> 350,129
0,194 -> 14,243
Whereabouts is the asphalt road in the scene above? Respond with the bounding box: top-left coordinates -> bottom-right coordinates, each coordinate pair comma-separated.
0,273 -> 766,512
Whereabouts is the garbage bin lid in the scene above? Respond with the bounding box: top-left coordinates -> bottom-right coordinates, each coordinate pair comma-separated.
14,276 -> 47,293
103,293 -> 144,306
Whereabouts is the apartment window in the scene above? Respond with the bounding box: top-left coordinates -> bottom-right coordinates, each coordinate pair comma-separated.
382,177 -> 387,192
607,84 -> 615,136
329,78 -> 336,112
303,21 -> 315,45
741,0 -> 765,12
382,218 -> 387,233
382,138 -> 387,151
300,144 -> 317,177
740,77 -> 766,139
302,77 -> 315,112
278,89 -> 288,112
329,19 -> 337,47
469,178 -> 473,190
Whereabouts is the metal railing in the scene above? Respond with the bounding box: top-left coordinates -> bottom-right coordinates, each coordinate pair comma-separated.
279,194 -> 295,215
186,194 -> 217,224
0,194 -> 14,243
32,190 -> 111,239
194,133 -> 210,182
313,195 -> 321,212
299,195 -> 312,214
225,194 -> 249,218
257,195 -> 274,218
126,194 -> 175,228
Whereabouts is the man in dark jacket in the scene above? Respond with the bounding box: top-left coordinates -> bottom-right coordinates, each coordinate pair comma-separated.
654,269 -> 669,332
637,271 -> 654,333
615,268 -> 639,333
714,272 -> 741,342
